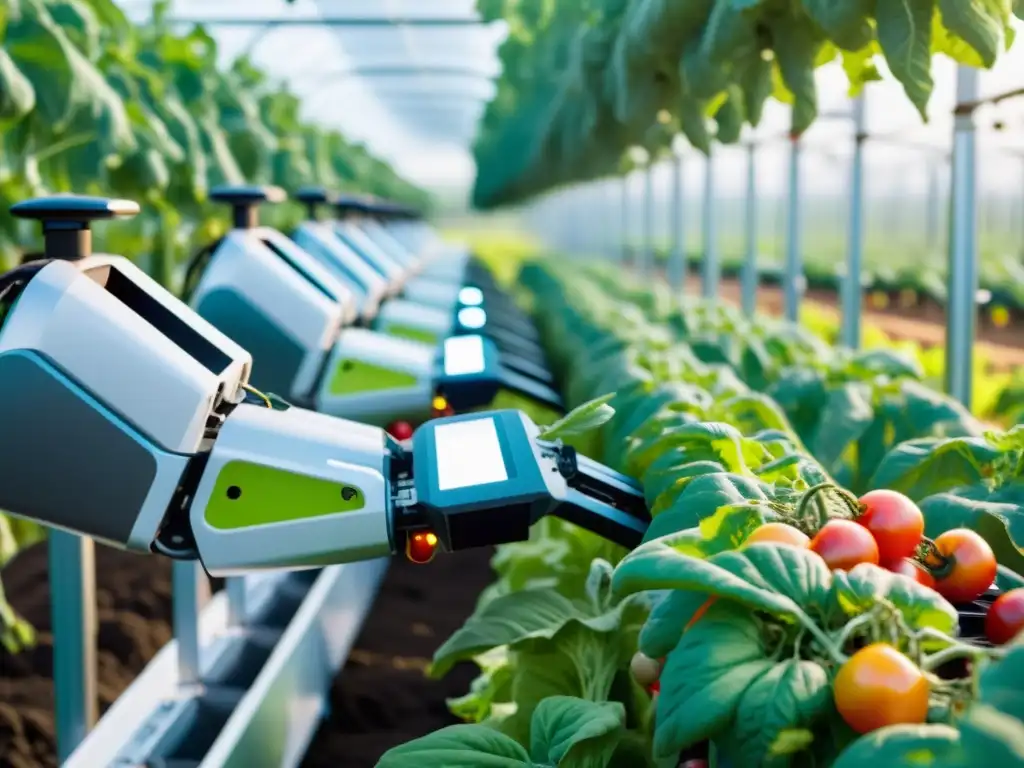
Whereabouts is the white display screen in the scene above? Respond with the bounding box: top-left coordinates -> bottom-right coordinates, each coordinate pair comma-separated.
434,418 -> 509,491
457,306 -> 487,330
444,334 -> 486,376
459,286 -> 484,306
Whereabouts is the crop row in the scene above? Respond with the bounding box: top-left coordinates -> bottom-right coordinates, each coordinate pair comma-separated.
374,256 -> 1024,767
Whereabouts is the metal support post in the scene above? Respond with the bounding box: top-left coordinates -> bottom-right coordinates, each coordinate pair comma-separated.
620,176 -> 630,264
741,143 -> 758,317
945,67 -> 980,407
172,561 -> 210,686
843,95 -> 867,349
926,160 -> 942,254
51,532 -> 97,763
669,153 -> 685,291
784,133 -> 804,322
702,150 -> 720,299
642,163 -> 655,277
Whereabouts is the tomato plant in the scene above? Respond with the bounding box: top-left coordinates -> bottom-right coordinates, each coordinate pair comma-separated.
834,644 -> 930,734
856,490 -> 924,562
930,529 -> 997,603
810,519 -> 880,570
985,588 -> 1024,645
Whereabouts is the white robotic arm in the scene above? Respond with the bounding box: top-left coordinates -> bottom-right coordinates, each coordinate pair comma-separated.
0,195 -> 649,578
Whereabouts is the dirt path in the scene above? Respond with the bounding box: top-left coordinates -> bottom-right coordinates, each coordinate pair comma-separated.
685,276 -> 1024,370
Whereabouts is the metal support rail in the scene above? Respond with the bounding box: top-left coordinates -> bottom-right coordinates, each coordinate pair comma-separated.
63,559 -> 388,768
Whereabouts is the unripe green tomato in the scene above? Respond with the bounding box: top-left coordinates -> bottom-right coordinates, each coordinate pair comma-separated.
630,651 -> 661,687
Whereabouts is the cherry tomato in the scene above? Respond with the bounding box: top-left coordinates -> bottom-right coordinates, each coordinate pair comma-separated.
647,679 -> 660,695
406,531 -> 439,564
630,651 -> 661,687
810,519 -> 879,571
883,558 -> 936,589
387,420 -> 414,441
744,523 -> 810,549
856,490 -> 925,562
932,529 -> 997,604
833,643 -> 929,734
986,588 -> 1024,645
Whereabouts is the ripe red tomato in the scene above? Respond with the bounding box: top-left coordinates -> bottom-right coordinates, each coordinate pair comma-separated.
856,490 -> 925,562
744,523 -> 810,549
833,643 -> 929,734
387,420 -> 414,441
883,558 -> 936,589
932,529 -> 996,603
810,519 -> 880,571
986,588 -> 1024,645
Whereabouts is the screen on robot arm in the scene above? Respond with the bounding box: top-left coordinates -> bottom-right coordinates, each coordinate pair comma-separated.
433,417 -> 509,492
443,334 -> 486,376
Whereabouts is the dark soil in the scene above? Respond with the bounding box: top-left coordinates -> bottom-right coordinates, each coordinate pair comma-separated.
0,540 -> 494,768
300,548 -> 495,768
0,542 -> 181,768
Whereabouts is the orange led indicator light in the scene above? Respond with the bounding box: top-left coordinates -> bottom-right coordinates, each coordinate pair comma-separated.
406,530 -> 439,564
432,395 -> 448,412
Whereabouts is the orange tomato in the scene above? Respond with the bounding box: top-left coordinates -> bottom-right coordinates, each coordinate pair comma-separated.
834,644 -> 930,734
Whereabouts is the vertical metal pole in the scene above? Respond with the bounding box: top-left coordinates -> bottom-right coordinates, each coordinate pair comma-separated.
784,133 -> 804,322
741,143 -> 758,316
51,532 -> 97,763
172,561 -> 209,685
926,160 -> 941,254
669,152 -> 685,291
226,578 -> 247,628
642,163 -> 655,277
945,68 -> 979,407
620,175 -> 630,264
702,150 -> 720,299
843,96 -> 867,349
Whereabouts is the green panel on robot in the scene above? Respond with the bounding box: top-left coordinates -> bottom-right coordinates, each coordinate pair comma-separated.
383,324 -> 439,345
205,461 -> 365,530
328,359 -> 418,394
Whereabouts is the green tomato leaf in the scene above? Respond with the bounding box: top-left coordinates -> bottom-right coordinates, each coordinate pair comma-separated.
801,0 -> 876,51
827,562 -> 959,635
875,0 -> 935,119
529,697 -> 625,768
958,703 -> 1024,765
614,542 -> 832,621
919,492 -> 1024,578
638,589 -> 713,658
977,640 -> 1024,721
538,393 -> 616,441
811,383 -> 875,474
654,600 -> 774,757
868,437 -> 1001,502
831,724 -> 966,768
732,659 -> 832,767
937,0 -> 1008,69
376,724 -> 533,767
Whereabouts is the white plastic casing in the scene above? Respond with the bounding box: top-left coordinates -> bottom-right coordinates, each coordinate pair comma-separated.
190,228 -> 354,401
190,403 -> 393,575
0,258 -> 250,454
291,221 -> 388,319
360,220 -> 420,272
334,222 -> 405,292
375,298 -> 453,339
402,278 -> 462,311
315,328 -> 435,426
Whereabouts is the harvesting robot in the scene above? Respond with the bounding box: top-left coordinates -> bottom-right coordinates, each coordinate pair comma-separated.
0,195 -> 650,579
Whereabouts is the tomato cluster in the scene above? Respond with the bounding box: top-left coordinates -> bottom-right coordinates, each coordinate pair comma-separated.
744,490 -> 999,608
